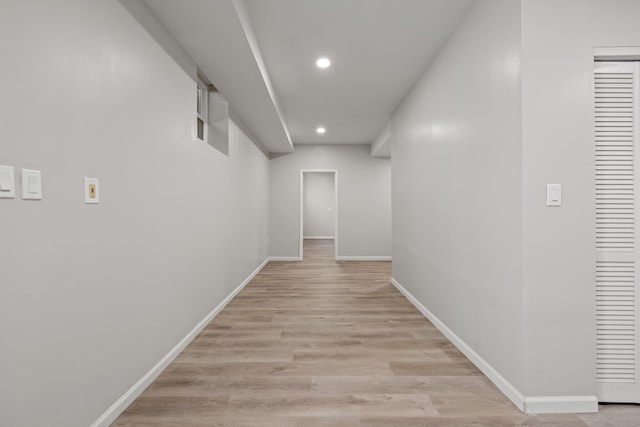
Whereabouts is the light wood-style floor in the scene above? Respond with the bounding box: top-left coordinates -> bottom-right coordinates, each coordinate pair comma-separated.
114,240 -> 640,426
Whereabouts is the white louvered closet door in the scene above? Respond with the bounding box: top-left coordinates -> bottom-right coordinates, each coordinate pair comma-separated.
595,61 -> 640,403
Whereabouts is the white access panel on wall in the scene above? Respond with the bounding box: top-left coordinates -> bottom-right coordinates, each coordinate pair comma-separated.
595,61 -> 640,403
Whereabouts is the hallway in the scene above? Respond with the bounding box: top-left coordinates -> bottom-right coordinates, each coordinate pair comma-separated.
113,240 -> 640,426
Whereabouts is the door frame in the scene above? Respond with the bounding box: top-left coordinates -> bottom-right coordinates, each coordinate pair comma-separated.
299,169 -> 338,260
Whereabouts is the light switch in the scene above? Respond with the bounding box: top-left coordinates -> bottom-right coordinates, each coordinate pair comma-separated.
0,166 -> 16,198
22,169 -> 42,200
547,183 -> 562,207
28,175 -> 38,193
84,177 -> 99,204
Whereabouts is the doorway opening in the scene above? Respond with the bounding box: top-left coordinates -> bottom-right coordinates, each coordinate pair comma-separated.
299,170 -> 338,260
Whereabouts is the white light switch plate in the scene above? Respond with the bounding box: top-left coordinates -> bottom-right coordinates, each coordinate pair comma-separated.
0,165 -> 16,198
547,183 -> 562,207
84,177 -> 100,204
22,169 -> 42,200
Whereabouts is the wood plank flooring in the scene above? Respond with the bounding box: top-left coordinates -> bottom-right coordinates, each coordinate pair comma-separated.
113,240 -> 640,426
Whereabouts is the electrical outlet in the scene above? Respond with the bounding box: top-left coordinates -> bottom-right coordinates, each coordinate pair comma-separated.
84,177 -> 100,204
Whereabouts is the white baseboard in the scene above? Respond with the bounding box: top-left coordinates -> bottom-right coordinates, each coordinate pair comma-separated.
390,277 -> 597,415
91,258 -> 270,427
336,256 -> 392,261
268,256 -> 301,262
524,396 -> 598,414
303,236 -> 335,240
388,278 -> 525,412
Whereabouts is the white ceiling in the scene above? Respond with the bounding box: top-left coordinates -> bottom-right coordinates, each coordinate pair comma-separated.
144,0 -> 471,154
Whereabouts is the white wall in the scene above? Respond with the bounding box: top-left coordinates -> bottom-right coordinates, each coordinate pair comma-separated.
270,144 -> 391,259
0,1 -> 269,426
521,0 -> 640,396
303,172 -> 335,238
393,0 -> 640,406
391,0 -> 524,392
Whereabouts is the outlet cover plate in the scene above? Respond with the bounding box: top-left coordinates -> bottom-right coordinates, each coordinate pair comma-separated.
84,177 -> 100,204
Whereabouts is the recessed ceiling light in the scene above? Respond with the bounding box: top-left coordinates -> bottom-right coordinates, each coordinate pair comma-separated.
316,57 -> 331,68
316,127 -> 326,134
